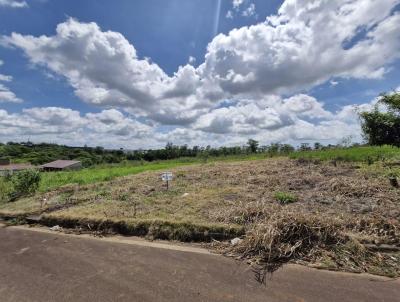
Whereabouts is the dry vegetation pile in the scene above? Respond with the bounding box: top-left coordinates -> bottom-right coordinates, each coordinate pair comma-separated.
1,158 -> 399,277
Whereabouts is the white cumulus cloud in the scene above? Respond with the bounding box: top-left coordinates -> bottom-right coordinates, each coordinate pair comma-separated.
0,59 -> 23,103
0,107 -> 154,147
0,0 -> 27,8
204,0 -> 400,98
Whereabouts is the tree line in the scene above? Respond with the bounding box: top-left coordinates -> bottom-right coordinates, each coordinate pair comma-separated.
125,141 -> 297,161
0,140 -> 359,167
1,91 -> 398,167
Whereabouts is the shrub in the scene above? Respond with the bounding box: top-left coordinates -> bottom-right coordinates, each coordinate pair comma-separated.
274,191 -> 297,204
9,169 -> 41,200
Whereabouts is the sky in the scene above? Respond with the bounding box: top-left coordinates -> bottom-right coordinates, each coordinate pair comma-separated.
0,0 -> 399,149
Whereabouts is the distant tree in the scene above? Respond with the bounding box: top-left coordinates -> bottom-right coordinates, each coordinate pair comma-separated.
280,144 -> 295,154
247,139 -> 259,153
360,92 -> 400,146
267,143 -> 280,156
94,146 -> 104,155
314,142 -> 322,150
299,143 -> 311,151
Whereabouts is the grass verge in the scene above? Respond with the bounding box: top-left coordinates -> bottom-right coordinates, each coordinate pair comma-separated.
39,215 -> 244,242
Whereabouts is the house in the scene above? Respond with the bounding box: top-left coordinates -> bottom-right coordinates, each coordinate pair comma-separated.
0,158 -> 10,165
0,159 -> 35,176
40,160 -> 82,171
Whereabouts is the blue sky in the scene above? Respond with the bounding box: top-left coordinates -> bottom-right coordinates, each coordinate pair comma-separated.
0,0 -> 399,148
0,0 -> 282,112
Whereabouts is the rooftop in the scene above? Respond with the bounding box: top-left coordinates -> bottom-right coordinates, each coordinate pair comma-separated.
41,160 -> 81,169
0,163 -> 34,171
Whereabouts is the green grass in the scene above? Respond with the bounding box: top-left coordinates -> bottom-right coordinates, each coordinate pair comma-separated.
39,153 -> 269,192
39,160 -> 190,192
274,191 -> 298,204
290,145 -> 400,162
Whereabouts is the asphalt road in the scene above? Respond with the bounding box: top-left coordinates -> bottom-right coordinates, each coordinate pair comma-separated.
0,225 -> 399,302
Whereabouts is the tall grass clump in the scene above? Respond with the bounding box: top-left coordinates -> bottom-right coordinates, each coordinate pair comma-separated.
274,192 -> 297,204
0,177 -> 13,203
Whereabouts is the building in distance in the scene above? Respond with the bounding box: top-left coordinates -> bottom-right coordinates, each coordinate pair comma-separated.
40,160 -> 82,172
0,159 -> 35,176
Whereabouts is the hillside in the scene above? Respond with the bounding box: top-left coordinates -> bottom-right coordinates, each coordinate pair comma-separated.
0,142 -> 126,167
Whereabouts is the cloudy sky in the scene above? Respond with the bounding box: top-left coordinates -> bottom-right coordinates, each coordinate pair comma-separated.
0,0 -> 399,149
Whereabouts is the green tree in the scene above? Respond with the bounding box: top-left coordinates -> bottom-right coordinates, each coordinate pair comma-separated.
299,143 -> 311,151
314,142 -> 322,150
247,139 -> 259,153
360,92 -> 400,146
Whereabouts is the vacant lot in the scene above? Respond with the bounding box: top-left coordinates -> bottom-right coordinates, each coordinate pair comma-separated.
1,157 -> 399,278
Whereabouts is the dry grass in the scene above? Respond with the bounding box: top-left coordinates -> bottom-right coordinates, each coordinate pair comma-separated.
0,158 -> 399,277
220,212 -> 345,282
218,210 -> 399,282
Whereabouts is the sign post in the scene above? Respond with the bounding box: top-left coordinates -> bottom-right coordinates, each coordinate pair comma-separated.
161,172 -> 173,190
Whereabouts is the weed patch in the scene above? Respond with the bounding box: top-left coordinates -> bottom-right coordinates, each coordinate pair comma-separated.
274,191 -> 297,204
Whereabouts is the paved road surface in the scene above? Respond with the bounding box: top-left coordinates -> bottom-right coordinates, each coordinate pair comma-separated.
0,225 -> 399,302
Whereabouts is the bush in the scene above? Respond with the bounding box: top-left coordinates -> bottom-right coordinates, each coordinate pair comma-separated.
274,191 -> 297,204
0,169 -> 41,202
12,169 -> 41,196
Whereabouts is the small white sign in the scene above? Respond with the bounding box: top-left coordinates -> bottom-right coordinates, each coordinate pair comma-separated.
161,172 -> 173,181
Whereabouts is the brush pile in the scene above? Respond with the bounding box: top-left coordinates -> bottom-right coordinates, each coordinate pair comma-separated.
220,212 -> 342,280
218,208 -> 400,281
